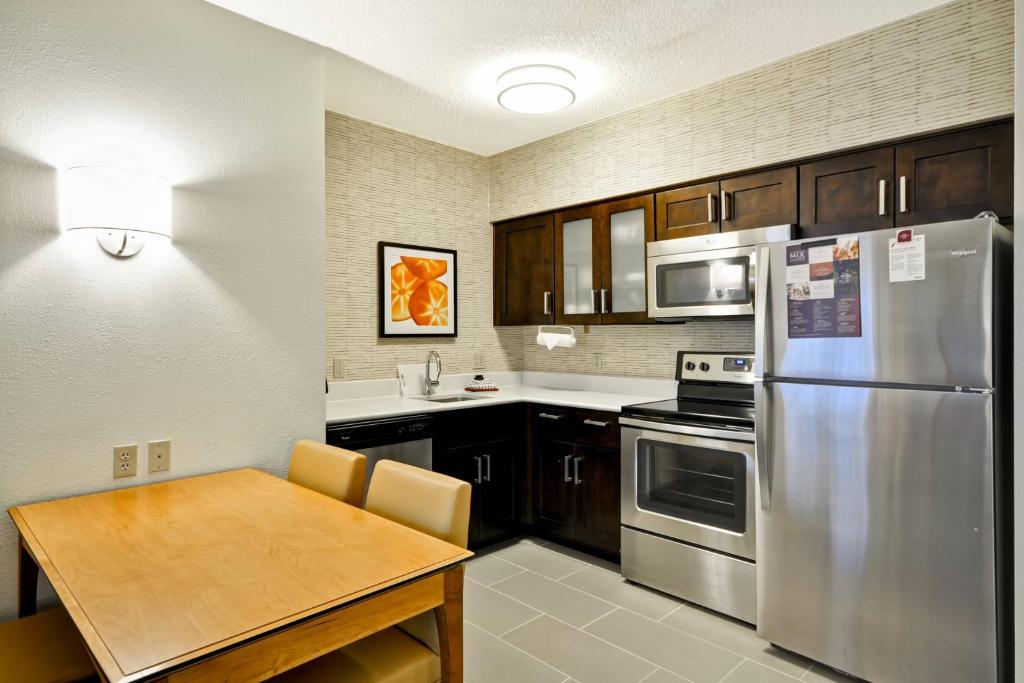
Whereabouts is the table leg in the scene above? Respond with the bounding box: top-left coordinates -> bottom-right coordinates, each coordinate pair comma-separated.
434,564 -> 464,683
17,536 -> 39,617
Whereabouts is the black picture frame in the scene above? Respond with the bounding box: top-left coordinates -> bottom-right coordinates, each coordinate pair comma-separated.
377,241 -> 458,338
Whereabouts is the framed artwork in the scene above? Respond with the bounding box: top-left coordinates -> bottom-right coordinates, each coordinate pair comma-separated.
378,242 -> 457,338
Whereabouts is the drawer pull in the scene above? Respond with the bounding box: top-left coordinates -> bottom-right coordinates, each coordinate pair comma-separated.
583,419 -> 609,427
538,412 -> 565,420
563,454 -> 573,483
573,456 -> 582,485
474,456 -> 482,485
483,453 -> 492,482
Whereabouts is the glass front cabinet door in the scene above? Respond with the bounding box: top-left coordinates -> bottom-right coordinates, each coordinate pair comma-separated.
555,195 -> 653,325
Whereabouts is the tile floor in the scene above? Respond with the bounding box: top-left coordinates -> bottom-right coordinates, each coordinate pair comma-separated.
461,537 -> 853,683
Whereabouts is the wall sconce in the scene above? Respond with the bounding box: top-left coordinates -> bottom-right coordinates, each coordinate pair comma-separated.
60,166 -> 171,257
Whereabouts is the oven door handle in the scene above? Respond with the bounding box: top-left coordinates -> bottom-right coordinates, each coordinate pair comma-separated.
754,379 -> 772,511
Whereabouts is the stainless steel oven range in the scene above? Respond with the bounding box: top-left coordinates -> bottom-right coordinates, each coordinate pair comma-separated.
620,351 -> 756,623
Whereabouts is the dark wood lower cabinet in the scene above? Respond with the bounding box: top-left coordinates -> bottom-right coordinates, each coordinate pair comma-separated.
571,445 -> 621,554
535,438 -> 576,542
533,439 -> 621,557
433,438 -> 518,550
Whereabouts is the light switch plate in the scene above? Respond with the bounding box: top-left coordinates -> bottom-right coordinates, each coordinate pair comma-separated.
333,358 -> 345,379
113,444 -> 138,479
473,353 -> 485,370
148,440 -> 171,473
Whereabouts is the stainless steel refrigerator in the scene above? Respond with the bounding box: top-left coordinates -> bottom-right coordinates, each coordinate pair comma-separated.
753,216 -> 1012,683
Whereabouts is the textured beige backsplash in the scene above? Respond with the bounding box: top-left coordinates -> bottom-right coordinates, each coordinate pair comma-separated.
327,0 -> 1013,382
520,323 -> 755,377
325,113 -> 522,380
487,0 -> 1013,221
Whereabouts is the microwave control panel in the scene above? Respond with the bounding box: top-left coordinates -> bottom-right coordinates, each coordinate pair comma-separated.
679,352 -> 755,383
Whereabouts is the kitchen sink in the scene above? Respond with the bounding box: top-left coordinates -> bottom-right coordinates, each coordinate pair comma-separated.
418,395 -> 490,403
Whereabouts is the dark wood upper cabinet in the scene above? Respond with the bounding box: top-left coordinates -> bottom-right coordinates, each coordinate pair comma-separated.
599,195 -> 654,324
655,181 -> 719,241
799,147 -> 894,238
554,205 -> 602,325
555,195 -> 654,325
493,214 -> 554,325
720,167 -> 797,232
895,123 -> 1013,227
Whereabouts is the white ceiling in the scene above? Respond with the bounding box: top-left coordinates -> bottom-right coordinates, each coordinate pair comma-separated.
206,0 -> 952,156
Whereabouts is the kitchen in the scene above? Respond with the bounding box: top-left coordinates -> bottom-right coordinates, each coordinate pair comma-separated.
0,0 -> 1020,682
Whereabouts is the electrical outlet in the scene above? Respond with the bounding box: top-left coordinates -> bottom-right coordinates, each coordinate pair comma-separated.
332,358 -> 345,379
113,444 -> 138,479
148,440 -> 171,473
473,353 -> 485,370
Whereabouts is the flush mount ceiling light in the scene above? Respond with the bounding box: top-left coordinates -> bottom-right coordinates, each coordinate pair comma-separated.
60,166 -> 172,257
497,65 -> 576,114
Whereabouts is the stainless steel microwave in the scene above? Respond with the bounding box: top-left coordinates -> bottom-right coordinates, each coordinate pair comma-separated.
646,225 -> 792,320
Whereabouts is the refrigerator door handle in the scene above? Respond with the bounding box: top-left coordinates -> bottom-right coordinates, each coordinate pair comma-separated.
754,379 -> 772,510
754,244 -> 771,378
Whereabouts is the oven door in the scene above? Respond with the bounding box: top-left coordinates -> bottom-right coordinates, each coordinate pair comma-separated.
621,423 -> 755,560
647,245 -> 756,319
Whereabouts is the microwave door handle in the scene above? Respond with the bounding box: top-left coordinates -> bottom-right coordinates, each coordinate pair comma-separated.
754,379 -> 772,510
754,244 -> 771,378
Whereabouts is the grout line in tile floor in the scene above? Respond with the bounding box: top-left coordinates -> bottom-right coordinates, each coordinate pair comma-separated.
463,615 -> 575,681
657,603 -> 684,622
577,606 -> 620,631
497,612 -> 544,638
715,658 -> 746,683
486,539 -> 816,680
492,580 -> 684,682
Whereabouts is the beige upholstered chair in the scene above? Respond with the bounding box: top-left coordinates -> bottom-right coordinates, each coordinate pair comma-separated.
287,440 -> 367,507
0,608 -> 96,683
274,460 -> 471,683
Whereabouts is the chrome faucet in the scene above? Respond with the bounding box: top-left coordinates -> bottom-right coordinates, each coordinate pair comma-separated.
424,350 -> 441,395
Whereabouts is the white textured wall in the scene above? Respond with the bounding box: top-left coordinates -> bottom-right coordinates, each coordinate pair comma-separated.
488,0 -> 1013,222
0,0 -> 325,618
325,113 -> 522,380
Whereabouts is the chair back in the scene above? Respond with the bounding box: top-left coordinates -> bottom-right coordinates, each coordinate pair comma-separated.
287,440 -> 367,507
364,459 -> 471,548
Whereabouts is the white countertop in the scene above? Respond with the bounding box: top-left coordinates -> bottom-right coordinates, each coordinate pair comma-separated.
326,371 -> 675,424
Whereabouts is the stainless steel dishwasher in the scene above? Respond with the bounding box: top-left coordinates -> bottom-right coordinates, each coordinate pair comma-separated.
325,414 -> 433,499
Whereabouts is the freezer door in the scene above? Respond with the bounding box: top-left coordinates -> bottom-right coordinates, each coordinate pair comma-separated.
763,218 -> 999,388
756,382 -> 996,682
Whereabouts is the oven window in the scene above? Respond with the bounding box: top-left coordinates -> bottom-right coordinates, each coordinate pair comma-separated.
636,438 -> 746,533
655,257 -> 750,308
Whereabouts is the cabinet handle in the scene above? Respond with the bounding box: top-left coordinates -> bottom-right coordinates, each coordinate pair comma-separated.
538,412 -> 565,420
563,455 -> 573,483
474,456 -> 482,484
899,176 -> 908,213
591,289 -> 598,313
573,456 -> 582,485
583,419 -> 609,427
543,291 -> 551,315
600,288 -> 608,314
720,190 -> 730,221
706,193 -> 714,223
483,454 -> 491,482
878,179 -> 886,216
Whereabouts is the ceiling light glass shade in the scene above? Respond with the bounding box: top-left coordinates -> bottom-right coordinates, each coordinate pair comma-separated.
60,166 -> 171,257
497,65 -> 576,114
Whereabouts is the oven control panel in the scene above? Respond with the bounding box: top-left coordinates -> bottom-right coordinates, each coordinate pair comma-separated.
679,352 -> 755,383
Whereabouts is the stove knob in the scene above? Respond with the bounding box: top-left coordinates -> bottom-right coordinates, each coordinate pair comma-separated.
699,362 -> 711,372
684,361 -> 696,371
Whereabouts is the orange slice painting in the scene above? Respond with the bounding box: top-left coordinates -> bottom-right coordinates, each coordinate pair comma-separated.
390,262 -> 421,322
409,279 -> 449,326
400,256 -> 448,281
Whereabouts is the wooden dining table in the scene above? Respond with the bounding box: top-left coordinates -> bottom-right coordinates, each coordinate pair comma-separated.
9,467 -> 472,682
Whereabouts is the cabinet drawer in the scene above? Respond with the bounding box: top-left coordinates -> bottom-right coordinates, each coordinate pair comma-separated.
531,405 -> 620,450
569,409 -> 620,449
532,405 -> 576,441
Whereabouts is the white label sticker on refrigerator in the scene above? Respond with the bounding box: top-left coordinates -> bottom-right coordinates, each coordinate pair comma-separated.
889,230 -> 926,282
